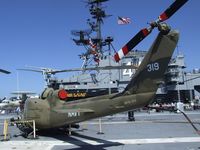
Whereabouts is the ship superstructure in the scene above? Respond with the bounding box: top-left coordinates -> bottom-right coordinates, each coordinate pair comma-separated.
52,0 -> 146,100
156,54 -> 200,104
55,50 -> 146,101
53,0 -> 200,104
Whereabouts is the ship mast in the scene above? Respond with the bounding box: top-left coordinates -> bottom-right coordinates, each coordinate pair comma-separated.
89,0 -> 104,54
72,0 -> 112,69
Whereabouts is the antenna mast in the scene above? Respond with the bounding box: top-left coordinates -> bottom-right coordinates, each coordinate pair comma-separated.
72,0 -> 111,68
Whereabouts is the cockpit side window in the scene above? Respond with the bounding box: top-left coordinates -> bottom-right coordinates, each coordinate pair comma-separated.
41,88 -> 53,100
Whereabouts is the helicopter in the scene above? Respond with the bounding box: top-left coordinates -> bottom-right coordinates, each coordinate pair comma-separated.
13,0 -> 187,135
18,65 -> 138,88
18,66 -> 59,88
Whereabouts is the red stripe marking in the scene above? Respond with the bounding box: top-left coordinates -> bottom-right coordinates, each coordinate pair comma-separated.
122,45 -> 129,55
114,53 -> 120,62
159,12 -> 168,21
142,28 -> 149,36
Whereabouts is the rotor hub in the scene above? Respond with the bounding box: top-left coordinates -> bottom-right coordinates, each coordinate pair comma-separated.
158,22 -> 171,35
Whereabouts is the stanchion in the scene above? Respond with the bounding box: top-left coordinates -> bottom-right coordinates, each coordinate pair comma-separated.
1,120 -> 10,141
33,120 -> 36,139
81,122 -> 88,131
97,118 -> 104,134
68,124 -> 72,135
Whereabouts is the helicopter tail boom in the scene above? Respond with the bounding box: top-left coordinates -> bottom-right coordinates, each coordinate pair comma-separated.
124,30 -> 179,96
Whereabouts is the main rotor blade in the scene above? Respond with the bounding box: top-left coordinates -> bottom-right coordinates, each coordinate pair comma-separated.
11,91 -> 36,95
158,0 -> 188,22
17,69 -> 43,73
114,28 -> 151,62
51,65 -> 138,74
0,69 -> 11,74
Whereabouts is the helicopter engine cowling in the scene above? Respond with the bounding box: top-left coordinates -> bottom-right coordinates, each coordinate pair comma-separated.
41,88 -> 68,101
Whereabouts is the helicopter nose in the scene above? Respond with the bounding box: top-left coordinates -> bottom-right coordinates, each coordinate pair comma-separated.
25,98 -> 40,109
23,98 -> 50,128
23,98 -> 44,120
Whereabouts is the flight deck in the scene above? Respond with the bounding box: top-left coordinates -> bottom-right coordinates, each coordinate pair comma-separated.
0,111 -> 200,150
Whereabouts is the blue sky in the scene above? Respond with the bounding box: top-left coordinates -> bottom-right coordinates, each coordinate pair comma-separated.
0,0 -> 199,98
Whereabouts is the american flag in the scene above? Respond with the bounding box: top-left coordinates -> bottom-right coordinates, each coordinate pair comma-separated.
117,16 -> 131,25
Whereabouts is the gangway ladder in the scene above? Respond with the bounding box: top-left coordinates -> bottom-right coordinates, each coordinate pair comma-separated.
14,120 -> 37,139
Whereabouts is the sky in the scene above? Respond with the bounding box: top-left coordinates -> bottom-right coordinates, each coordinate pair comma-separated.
0,0 -> 199,98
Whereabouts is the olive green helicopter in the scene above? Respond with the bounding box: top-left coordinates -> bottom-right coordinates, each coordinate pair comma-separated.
13,0 -> 188,136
